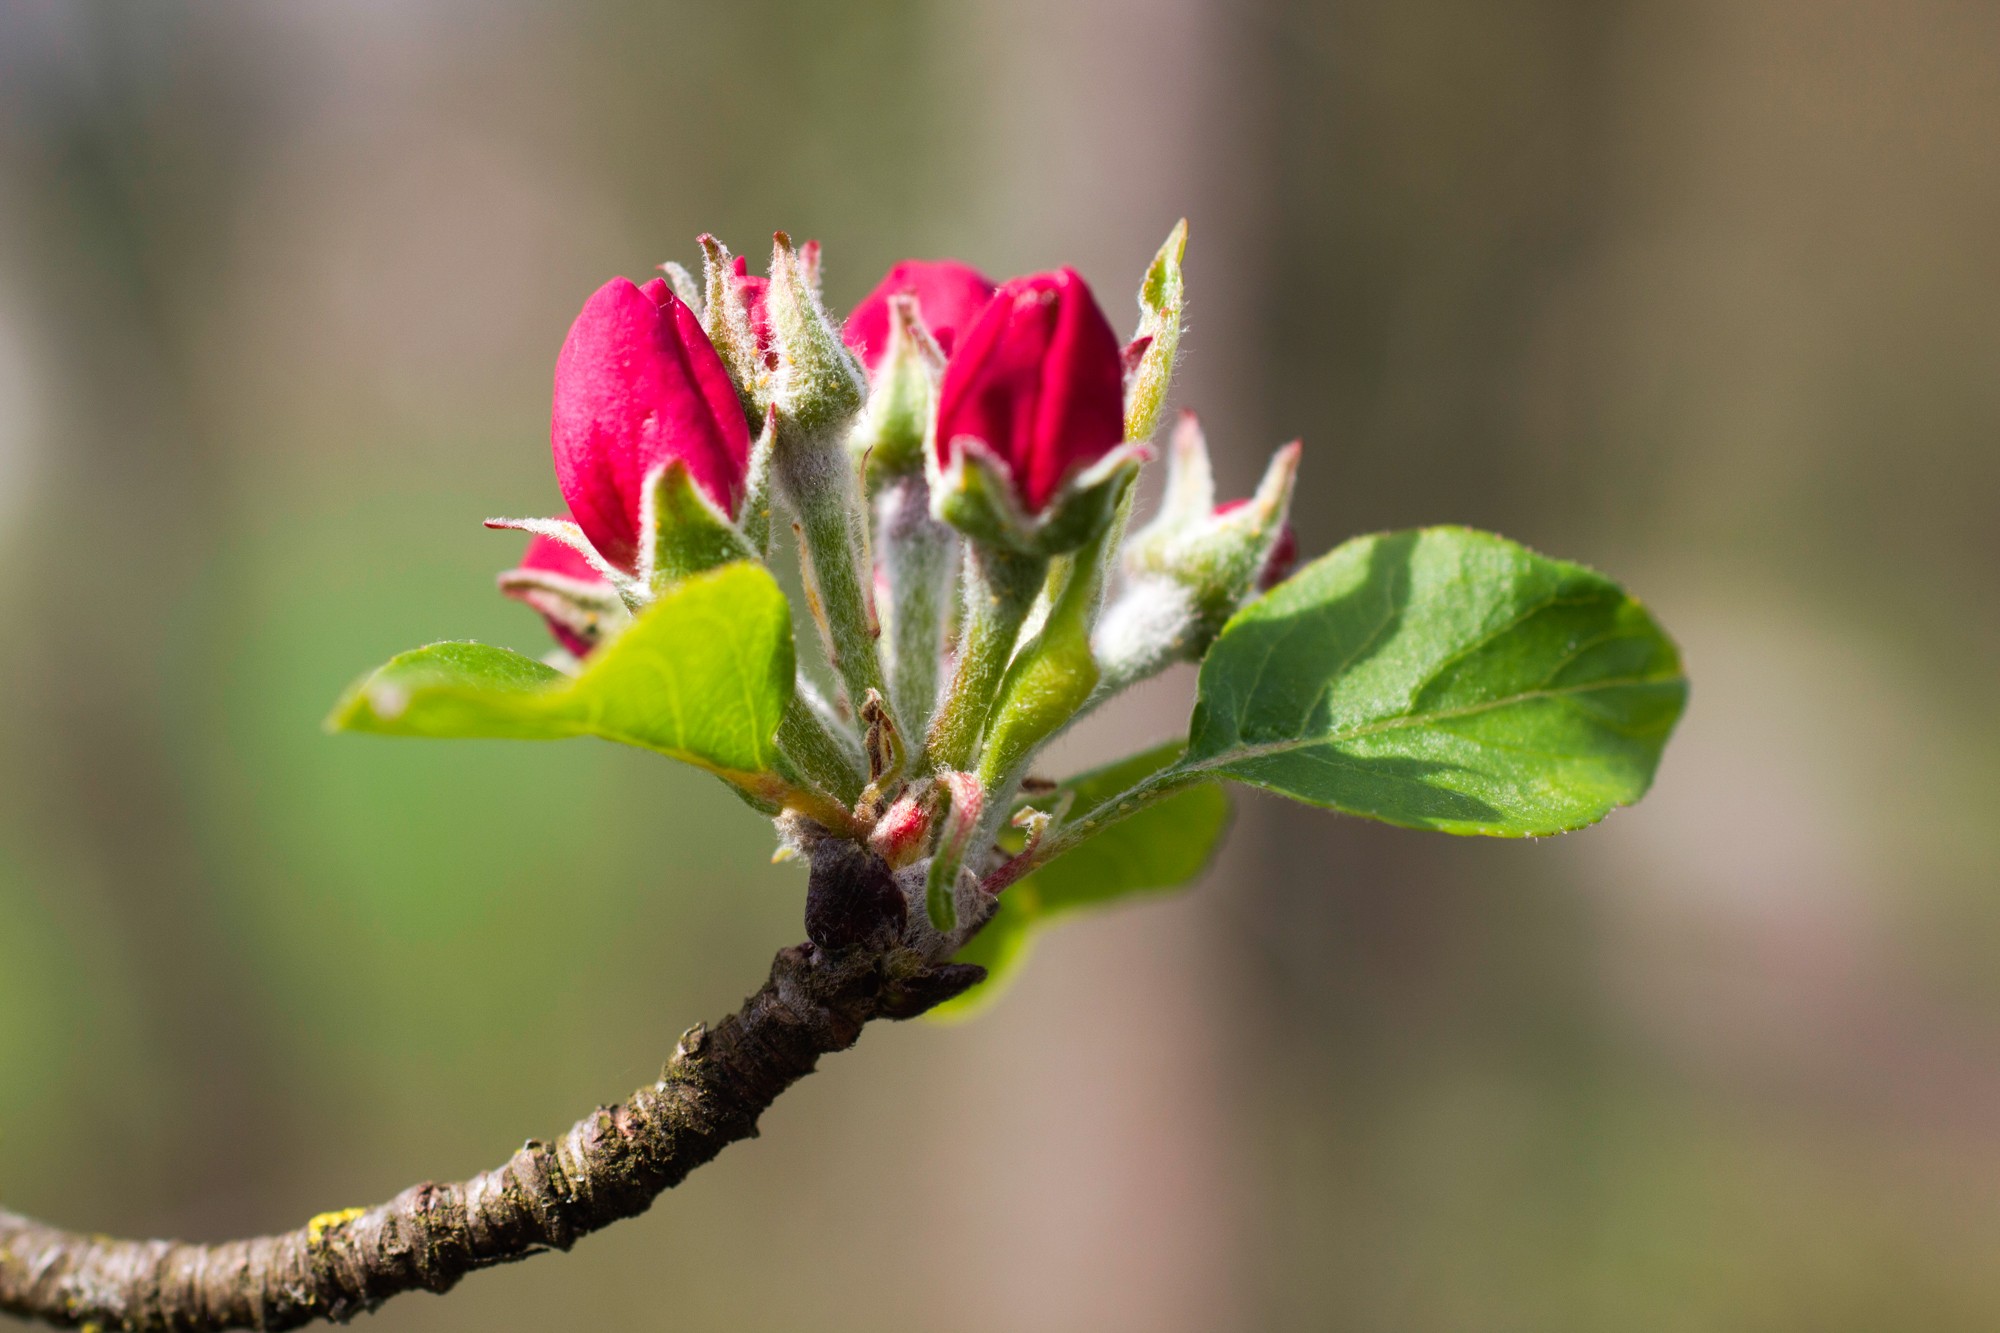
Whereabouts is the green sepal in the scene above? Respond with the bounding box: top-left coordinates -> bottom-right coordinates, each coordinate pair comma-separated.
641,459 -> 756,593
768,231 -> 864,440
330,562 -> 796,786
1123,219 -> 1187,444
849,293 -> 943,484
496,564 -> 631,659
483,514 -> 642,607
1183,527 -> 1689,836
698,233 -> 771,420
1123,416 -> 1301,601
659,260 -> 702,315
929,437 -> 1148,558
931,741 -> 1230,1021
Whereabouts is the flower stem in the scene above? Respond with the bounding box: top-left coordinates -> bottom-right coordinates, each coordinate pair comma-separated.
926,542 -> 1047,772
876,475 -> 955,748
777,424 -> 887,719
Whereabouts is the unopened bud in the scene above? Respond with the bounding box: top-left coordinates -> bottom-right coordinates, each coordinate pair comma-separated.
934,268 -> 1125,515
868,783 -> 934,870
551,276 -> 751,574
928,269 -> 1147,555
697,234 -> 770,417
844,258 -> 996,375
1094,413 -> 1303,682
768,231 -> 865,440
1215,499 -> 1299,590
849,292 -> 944,480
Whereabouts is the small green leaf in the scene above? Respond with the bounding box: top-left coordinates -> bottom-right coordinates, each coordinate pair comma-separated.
1125,219 -> 1187,444
331,562 -> 795,779
932,742 -> 1231,1021
1184,526 -> 1687,836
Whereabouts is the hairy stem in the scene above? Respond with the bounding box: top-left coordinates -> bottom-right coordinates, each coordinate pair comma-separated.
875,474 -> 954,747
926,543 -> 1047,772
0,846 -> 980,1332
779,426 -> 886,717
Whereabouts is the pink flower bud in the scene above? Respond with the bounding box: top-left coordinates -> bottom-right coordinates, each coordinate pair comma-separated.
551,276 -> 751,573
504,529 -> 614,658
1216,498 -> 1299,590
933,268 -> 1126,515
844,259 -> 997,375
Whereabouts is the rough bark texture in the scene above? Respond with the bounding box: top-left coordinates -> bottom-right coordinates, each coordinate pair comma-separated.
0,842 -> 982,1332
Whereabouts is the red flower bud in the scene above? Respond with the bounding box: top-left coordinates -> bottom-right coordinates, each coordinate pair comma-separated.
844,259 -> 997,375
551,276 -> 751,572
1216,498 -> 1299,590
504,529 -> 614,659
933,268 -> 1126,514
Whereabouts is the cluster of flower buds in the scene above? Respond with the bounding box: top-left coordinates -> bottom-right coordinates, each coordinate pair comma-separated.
493,223 -> 1300,931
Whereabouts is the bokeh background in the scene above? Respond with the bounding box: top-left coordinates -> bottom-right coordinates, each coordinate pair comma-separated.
3,1 -> 1998,1329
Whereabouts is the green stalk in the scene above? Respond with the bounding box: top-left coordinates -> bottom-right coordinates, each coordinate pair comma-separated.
877,475 -> 954,749
779,429 -> 887,717
926,542 -> 1047,772
971,523 -> 1115,845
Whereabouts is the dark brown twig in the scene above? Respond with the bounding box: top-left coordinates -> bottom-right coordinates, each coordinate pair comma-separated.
0,843 -> 982,1332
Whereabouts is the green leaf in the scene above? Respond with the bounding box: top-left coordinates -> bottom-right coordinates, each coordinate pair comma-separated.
1183,526 -> 1687,836
1125,219 -> 1187,444
932,742 -> 1231,1021
331,562 -> 795,780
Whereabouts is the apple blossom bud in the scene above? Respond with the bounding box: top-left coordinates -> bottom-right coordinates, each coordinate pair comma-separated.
932,268 -> 1126,516
1216,499 -> 1299,589
767,231 -> 865,437
849,293 -> 944,480
1092,416 -> 1302,692
551,276 -> 751,572
843,258 -> 996,376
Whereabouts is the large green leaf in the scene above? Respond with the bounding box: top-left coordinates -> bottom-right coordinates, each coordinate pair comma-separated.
331,561 -> 795,780
1183,526 -> 1686,836
932,742 -> 1231,1021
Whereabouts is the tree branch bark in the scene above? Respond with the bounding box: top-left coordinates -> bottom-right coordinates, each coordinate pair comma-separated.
0,842 -> 983,1332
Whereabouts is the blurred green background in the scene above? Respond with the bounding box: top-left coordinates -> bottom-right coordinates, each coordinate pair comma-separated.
3,2 -> 1998,1329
